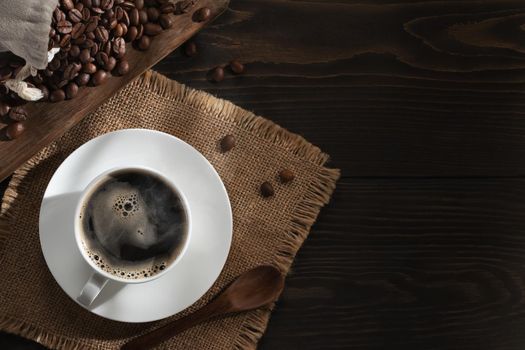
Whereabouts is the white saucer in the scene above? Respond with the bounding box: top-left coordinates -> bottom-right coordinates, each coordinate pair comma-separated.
39,129 -> 232,323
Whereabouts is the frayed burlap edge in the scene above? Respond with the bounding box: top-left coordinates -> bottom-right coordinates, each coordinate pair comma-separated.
0,71 -> 341,350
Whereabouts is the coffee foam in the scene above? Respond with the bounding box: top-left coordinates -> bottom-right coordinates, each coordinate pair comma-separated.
79,170 -> 188,280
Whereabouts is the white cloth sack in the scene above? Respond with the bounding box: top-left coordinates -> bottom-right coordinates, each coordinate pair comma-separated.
0,0 -> 58,70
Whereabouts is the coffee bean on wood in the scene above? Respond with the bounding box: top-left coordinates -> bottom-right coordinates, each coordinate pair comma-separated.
5,122 -> 25,140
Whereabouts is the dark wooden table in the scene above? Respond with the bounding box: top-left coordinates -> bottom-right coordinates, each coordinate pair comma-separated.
3,0 -> 525,349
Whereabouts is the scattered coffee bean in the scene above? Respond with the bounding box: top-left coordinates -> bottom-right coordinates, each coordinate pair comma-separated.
279,169 -> 295,183
230,59 -> 245,74
194,7 -> 211,22
5,122 -> 25,140
220,134 -> 235,152
8,107 -> 28,121
50,89 -> 66,102
184,41 -> 197,57
260,182 -> 275,198
0,102 -> 10,117
210,66 -> 224,83
104,56 -> 117,72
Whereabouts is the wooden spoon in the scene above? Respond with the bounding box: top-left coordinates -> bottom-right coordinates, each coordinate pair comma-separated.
121,265 -> 285,350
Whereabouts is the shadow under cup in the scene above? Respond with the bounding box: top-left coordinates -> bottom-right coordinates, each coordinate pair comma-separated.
74,166 -> 192,306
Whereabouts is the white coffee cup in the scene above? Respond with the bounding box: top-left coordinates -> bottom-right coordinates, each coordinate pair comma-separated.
74,165 -> 192,307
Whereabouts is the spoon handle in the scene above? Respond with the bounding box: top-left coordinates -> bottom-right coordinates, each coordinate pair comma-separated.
121,301 -> 226,350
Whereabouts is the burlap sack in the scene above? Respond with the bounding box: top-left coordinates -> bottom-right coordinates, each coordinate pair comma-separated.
0,71 -> 339,349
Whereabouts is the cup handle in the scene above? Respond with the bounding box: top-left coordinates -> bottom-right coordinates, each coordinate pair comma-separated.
77,272 -> 109,307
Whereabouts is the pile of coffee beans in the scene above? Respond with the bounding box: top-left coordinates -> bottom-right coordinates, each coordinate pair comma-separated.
0,0 -> 204,139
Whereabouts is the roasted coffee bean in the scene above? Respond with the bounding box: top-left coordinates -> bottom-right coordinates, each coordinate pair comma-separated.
71,22 -> 86,39
5,122 -> 25,140
50,89 -> 66,102
60,34 -> 72,48
75,73 -> 91,86
82,7 -> 91,21
74,2 -> 84,11
121,1 -> 135,10
108,17 -> 118,29
68,8 -> 83,23
82,0 -> 92,7
210,66 -> 225,83
62,0 -> 75,11
136,24 -> 144,39
125,26 -> 138,41
101,0 -> 113,10
54,8 -> 65,23
102,40 -> 112,55
93,0 -> 101,7
135,0 -> 144,10
79,48 -> 91,63
63,63 -> 78,80
137,35 -> 150,50
130,8 -> 140,26
57,20 -> 73,34
95,26 -> 109,42
184,41 -> 197,56
139,10 -> 148,24
115,6 -> 125,20
260,182 -> 275,198
194,7 -> 211,22
112,37 -> 126,57
113,23 -> 125,37
95,52 -> 109,66
176,0 -> 196,14
115,59 -> 129,75
90,43 -> 99,55
65,82 -> 79,99
159,14 -> 173,29
8,107 -> 28,122
105,56 -> 117,71
82,38 -> 95,49
144,23 -> 162,36
279,169 -> 295,183
147,7 -> 160,22
220,135 -> 235,152
85,17 -> 99,33
160,2 -> 175,14
0,102 -> 10,117
121,9 -> 130,26
230,59 -> 245,74
91,70 -> 108,86
83,63 -> 97,74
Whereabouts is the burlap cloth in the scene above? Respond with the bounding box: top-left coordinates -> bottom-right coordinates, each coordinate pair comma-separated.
0,71 -> 340,349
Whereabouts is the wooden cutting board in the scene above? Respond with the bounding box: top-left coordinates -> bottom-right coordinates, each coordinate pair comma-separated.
0,0 -> 229,182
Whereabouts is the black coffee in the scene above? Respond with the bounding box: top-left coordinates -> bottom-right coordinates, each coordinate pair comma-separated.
79,169 -> 188,280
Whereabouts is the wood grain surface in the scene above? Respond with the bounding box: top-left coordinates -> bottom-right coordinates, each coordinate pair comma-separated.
0,0 -> 229,182
3,0 -> 525,349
